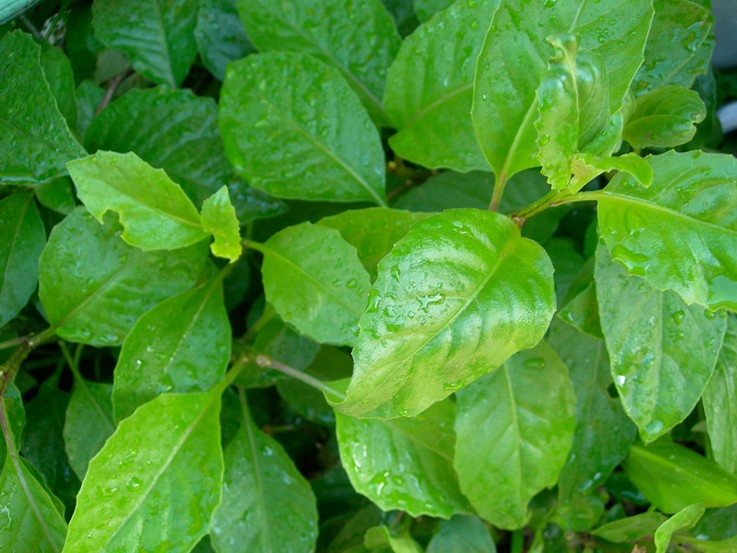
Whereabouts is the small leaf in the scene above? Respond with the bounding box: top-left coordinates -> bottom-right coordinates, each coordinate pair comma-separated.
67,151 -> 208,251
654,504 -> 705,553
62,391 -> 223,552
426,515 -> 497,553
590,512 -> 667,543
194,0 -> 254,80
336,209 -> 555,418
364,525 -> 423,553
201,186 -> 242,262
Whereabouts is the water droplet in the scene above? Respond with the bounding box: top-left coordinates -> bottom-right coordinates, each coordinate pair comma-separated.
671,311 -> 685,325
346,278 -> 358,289
417,293 -> 445,312
444,380 -> 463,390
644,420 -> 664,436
524,357 -> 545,370
615,374 -> 626,386
127,476 -> 142,490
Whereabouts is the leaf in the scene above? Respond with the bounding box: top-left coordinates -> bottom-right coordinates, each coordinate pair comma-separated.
454,342 -> 576,529
219,52 -> 387,205
62,391 -> 223,552
254,222 -> 371,346
67,151 -> 208,251
558,282 -> 603,339
623,442 -> 737,513
632,0 -> 714,95
0,384 -> 25,463
335,209 -> 555,418
412,0 -> 453,22
545,237 -> 585,304
547,321 -> 636,531
597,150 -> 737,311
335,399 -> 470,518
0,193 -> 46,328
654,503 -> 705,553
210,405 -> 318,553
74,80 -> 104,140
86,86 -> 236,207
383,0 -> 496,171
34,178 -> 77,216
194,0 -> 254,81
92,0 -> 198,87
317,208 -> 431,280
703,316 -> 737,474
623,85 -> 706,148
472,0 -> 653,181
63,377 -> 115,480
0,31 -> 85,184
38,208 -> 207,346
201,186 -> 242,262
426,516 -> 497,553
39,42 -> 78,131
112,276 -> 231,422
591,512 -> 667,543
364,525 -> 423,553
595,242 -> 726,442
238,0 -> 400,123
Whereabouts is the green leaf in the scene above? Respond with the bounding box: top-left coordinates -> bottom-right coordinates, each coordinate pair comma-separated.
194,0 -> 254,81
472,0 -> 653,181
238,0 -> 400,124
63,377 -> 115,480
412,0 -> 453,22
39,42 -> 78,131
654,503 -> 705,553
336,209 -> 555,418
0,31 -> 85,184
454,342 -> 576,529
570,152 -> 653,191
623,85 -> 706,148
86,86 -> 236,207
62,391 -> 223,552
219,52 -> 387,205
703,316 -> 737,475
383,0 -> 496,171
545,237 -> 585,304
67,151 -> 208,251
335,399 -> 470,518
210,404 -> 318,553
595,242 -> 726,442
38,208 -> 207,346
92,0 -> 198,87
113,276 -> 230,422
364,525 -> 423,553
632,0 -> 714,95
74,80 -> 104,140
547,321 -> 636,531
558,282 -> 603,339
623,442 -> 737,513
0,193 -> 45,328
590,511 -> 667,543
254,222 -> 371,346
34,178 -> 77,216
426,516 -> 497,553
597,150 -> 737,311
317,208 -> 431,280
0,384 -> 25,463
201,186 -> 242,262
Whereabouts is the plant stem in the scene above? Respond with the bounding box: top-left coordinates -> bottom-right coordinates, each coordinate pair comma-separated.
0,336 -> 28,351
0,340 -> 32,397
510,529 -> 524,553
265,356 -> 345,400
489,173 -> 507,211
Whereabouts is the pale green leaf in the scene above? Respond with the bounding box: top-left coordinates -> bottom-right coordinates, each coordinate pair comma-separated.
194,0 -> 254,80
364,526 -> 423,553
0,31 -> 85,184
454,342 -> 576,529
62,391 -> 223,552
238,0 -> 400,124
336,209 -> 555,418
201,186 -> 242,262
595,242 -> 726,442
38,208 -> 207,346
384,0 -> 496,171
426,516 -> 497,553
92,0 -> 198,87
598,150 -> 737,311
571,152 -> 653,191
0,193 -> 45,328
590,512 -> 667,543
219,52 -> 387,205
254,222 -> 371,346
654,504 -> 705,553
113,276 -> 230,422
336,399 -> 470,518
67,151 -> 208,251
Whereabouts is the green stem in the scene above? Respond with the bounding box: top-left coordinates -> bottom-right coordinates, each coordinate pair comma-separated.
261,355 -> 346,401
510,529 -> 524,553
0,336 -> 28,351
28,326 -> 58,349
514,189 -> 608,221
489,173 -> 507,211
0,340 -> 32,397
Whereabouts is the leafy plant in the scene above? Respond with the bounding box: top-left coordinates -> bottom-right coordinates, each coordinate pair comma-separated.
1,0 -> 736,551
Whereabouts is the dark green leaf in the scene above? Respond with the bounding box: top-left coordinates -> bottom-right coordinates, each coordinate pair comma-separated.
39,43 -> 77,132
558,282 -> 603,339
426,516 -> 497,553
194,0 -> 254,81
412,0 -> 452,22
74,81 -> 104,141
201,186 -> 242,262
34,178 -> 77,215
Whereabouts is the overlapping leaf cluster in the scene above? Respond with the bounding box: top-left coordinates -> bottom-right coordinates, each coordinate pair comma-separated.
1,0 -> 736,551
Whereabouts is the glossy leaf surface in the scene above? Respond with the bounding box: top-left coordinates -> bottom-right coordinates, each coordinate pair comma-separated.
201,186 -> 242,262
454,342 -> 576,529
337,209 -> 555,418
654,504 -> 705,553
426,516 -> 496,553
195,0 -> 254,80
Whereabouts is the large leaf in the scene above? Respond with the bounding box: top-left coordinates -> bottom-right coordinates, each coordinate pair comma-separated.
194,0 -> 254,80
0,31 -> 85,185
335,398 -> 470,518
38,208 -> 207,346
703,316 -> 737,474
426,516 -> 497,553
0,193 -> 46,328
62,391 -> 223,552
472,0 -> 653,181
112,276 -> 231,422
453,342 -> 576,529
238,0 -> 400,123
383,0 -> 496,171
595,243 -> 725,442
335,209 -> 555,418
210,405 -> 318,553
597,150 -> 737,311
92,0 -> 198,87
253,222 -> 371,346
219,52 -> 387,205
